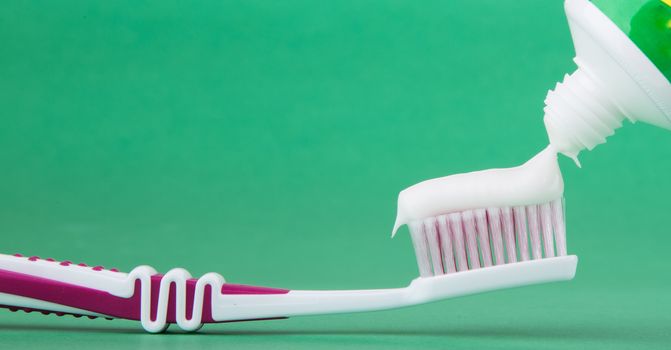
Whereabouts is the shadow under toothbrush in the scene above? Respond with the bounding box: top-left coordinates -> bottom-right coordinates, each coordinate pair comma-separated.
0,322 -> 668,344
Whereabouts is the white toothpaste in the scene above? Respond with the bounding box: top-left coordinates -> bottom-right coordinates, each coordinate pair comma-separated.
392,146 -> 563,236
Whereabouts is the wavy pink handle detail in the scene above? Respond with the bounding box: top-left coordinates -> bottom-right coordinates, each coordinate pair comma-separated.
0,268 -> 289,323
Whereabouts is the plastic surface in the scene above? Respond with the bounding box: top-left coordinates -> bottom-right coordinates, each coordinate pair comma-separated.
592,0 -> 671,81
543,0 -> 671,160
0,252 -> 577,333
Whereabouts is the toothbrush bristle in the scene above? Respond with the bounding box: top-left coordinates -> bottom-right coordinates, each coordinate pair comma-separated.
408,198 -> 567,277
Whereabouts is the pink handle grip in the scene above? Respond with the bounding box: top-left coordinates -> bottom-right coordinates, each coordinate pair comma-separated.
0,254 -> 289,324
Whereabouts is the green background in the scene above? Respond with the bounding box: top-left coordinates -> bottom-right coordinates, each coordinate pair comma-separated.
2,0 -> 671,349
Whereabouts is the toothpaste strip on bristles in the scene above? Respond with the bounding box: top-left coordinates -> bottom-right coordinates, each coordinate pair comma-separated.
392,146 -> 563,236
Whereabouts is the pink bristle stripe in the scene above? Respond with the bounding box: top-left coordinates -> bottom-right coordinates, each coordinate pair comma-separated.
409,221 -> 432,277
461,211 -> 481,269
513,206 -> 531,261
487,208 -> 506,266
540,202 -> 555,258
527,205 -> 543,260
437,215 -> 456,274
448,213 -> 468,272
474,209 -> 493,267
501,207 -> 517,264
423,218 -> 444,275
551,198 -> 568,256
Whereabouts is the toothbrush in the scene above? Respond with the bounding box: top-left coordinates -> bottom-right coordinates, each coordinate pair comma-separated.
0,147 -> 577,333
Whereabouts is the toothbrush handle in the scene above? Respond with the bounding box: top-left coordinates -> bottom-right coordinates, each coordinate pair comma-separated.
0,252 -> 579,332
0,253 -> 289,332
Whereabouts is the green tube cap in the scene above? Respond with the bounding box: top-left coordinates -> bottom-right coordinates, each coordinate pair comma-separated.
592,0 -> 671,81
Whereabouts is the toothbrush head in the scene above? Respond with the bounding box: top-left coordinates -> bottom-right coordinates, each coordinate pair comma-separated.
392,147 -> 572,278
